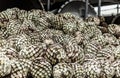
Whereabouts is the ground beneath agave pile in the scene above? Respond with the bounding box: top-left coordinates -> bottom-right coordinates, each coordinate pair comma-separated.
0,8 -> 120,78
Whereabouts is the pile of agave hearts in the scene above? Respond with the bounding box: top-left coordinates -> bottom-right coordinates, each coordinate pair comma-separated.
0,8 -> 120,78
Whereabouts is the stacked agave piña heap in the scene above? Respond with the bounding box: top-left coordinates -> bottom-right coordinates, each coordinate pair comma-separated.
0,8 -> 120,78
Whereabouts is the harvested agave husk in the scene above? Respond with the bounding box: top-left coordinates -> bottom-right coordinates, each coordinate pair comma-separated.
77,21 -> 86,32
63,22 -> 77,35
97,45 -> 115,62
28,10 -> 54,29
84,40 -> 103,59
114,45 -> 120,59
74,31 -> 90,47
39,29 -> 63,42
112,60 -> 120,77
7,34 -> 31,52
62,12 -> 79,20
28,9 -> 54,20
0,47 -> 18,59
0,52 -> 11,77
90,35 -> 106,46
103,33 -> 119,46
5,19 -> 23,37
51,12 -> 82,30
108,24 -> 120,38
26,31 -> 42,44
0,39 -> 8,48
5,8 -> 19,19
43,11 -> 54,20
43,38 -> 54,45
83,59 -> 103,78
19,43 -> 45,60
10,59 -> 31,78
101,60 -> 115,78
30,57 -> 52,78
0,8 -> 19,20
85,16 -> 100,25
84,21 -> 97,26
44,43 -> 67,65
31,17 -> 49,31
27,9 -> 44,20
99,16 -> 108,27
0,26 -> 9,39
98,16 -> 109,34
18,10 -> 28,20
97,26 -> 109,33
53,35 -> 84,63
48,29 -> 63,35
62,35 -> 77,46
0,18 -> 9,28
86,25 -> 102,39
62,12 -> 83,24
53,63 -> 73,78
39,30 -> 54,41
70,63 -> 86,78
0,11 -> 9,19
78,22 -> 102,40
28,10 -> 51,30
51,14 -> 66,29
74,31 -> 85,45
65,44 -> 84,63
52,34 -> 66,45
60,34 -> 79,47
21,19 -> 39,33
